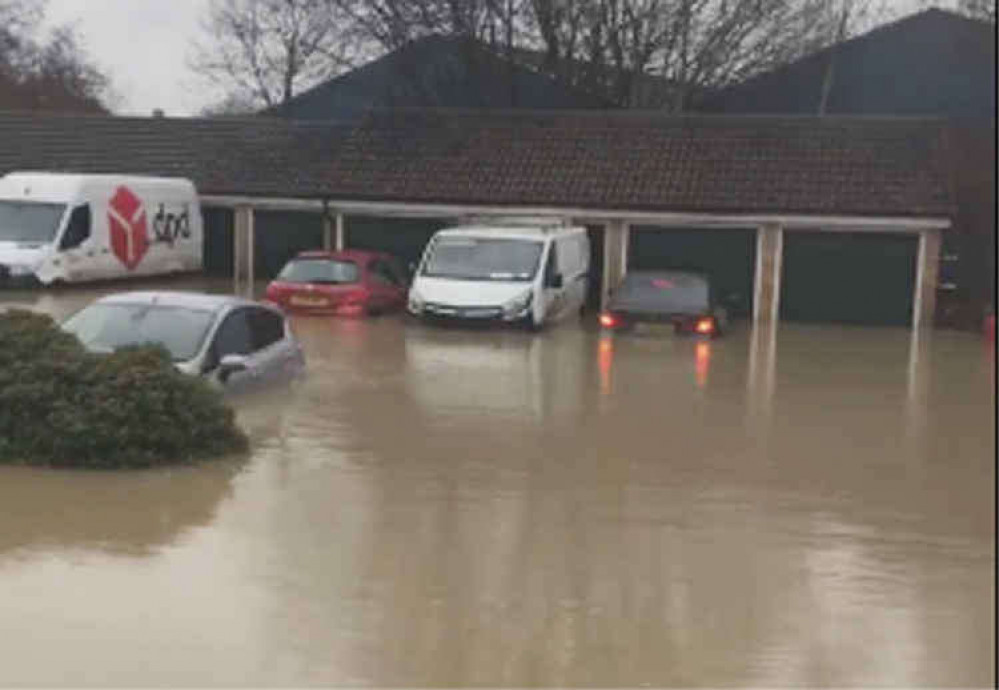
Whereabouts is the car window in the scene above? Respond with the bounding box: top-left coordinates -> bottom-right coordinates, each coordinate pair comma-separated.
278,258 -> 358,284
212,309 -> 254,358
59,204 -> 91,250
61,303 -> 215,362
370,259 -> 402,287
248,308 -> 285,350
544,243 -> 558,283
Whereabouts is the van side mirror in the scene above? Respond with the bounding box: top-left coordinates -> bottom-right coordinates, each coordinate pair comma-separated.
547,273 -> 564,289
218,354 -> 248,383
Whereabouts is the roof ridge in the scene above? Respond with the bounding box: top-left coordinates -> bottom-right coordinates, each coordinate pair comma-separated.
356,106 -> 949,124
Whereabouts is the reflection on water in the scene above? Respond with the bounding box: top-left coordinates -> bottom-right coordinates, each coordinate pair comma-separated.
0,462 -> 242,559
0,278 -> 993,686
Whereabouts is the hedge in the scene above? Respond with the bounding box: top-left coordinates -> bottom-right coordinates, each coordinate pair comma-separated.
0,309 -> 249,469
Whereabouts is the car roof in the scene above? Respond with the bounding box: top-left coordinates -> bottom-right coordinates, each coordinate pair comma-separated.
95,291 -> 262,313
294,249 -> 395,262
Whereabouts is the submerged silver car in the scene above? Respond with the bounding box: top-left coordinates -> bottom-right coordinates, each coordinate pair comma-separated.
61,291 -> 305,391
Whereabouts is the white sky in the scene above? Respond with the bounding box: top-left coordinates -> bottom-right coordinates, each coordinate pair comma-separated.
43,0 -> 958,117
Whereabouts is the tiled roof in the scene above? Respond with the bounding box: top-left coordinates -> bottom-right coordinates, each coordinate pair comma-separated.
0,111 -> 349,197
323,109 -> 954,217
0,108 -> 956,218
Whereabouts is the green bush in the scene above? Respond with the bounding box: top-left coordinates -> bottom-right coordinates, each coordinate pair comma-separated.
0,309 -> 249,469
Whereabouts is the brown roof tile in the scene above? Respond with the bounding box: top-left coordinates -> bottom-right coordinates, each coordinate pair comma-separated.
0,108 -> 956,219
324,109 -> 954,217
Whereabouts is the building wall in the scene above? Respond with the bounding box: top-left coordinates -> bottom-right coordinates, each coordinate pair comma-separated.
699,11 -> 996,328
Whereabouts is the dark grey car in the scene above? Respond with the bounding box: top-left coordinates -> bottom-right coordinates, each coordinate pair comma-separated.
600,271 -> 729,337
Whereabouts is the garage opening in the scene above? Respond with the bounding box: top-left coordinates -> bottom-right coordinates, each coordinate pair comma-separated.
585,225 -> 605,312
202,206 -> 233,277
344,216 -> 446,270
627,226 -> 756,317
254,211 -> 323,279
202,208 -> 325,279
780,231 -> 917,326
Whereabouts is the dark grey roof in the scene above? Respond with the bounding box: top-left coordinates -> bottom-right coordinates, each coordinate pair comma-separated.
701,8 -> 996,118
0,108 -> 957,218
273,35 -> 611,121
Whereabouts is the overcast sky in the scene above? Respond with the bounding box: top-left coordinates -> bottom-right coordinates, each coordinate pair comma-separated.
44,0 -> 955,117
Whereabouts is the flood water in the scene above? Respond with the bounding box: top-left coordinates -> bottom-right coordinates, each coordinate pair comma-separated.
1,278 -> 994,687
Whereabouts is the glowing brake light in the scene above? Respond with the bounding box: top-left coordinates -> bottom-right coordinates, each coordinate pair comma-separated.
599,313 -> 618,329
695,317 -> 715,335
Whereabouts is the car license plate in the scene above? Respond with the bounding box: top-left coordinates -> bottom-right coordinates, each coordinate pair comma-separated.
635,322 -> 672,335
463,309 -> 496,318
290,295 -> 329,307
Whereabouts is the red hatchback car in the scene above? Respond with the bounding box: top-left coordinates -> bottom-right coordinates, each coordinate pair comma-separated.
265,250 -> 408,316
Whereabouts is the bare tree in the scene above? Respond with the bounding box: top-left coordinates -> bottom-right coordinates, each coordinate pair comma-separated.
332,0 -> 528,51
198,92 -> 261,117
0,0 -> 42,73
1,0 -> 112,112
524,0 -> 890,110
958,0 -> 995,22
190,0 -> 360,112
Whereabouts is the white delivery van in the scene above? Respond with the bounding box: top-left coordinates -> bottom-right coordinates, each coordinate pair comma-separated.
0,172 -> 202,286
407,219 -> 590,330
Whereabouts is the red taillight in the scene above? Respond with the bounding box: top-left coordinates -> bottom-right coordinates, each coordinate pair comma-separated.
599,313 -> 618,329
695,317 -> 715,335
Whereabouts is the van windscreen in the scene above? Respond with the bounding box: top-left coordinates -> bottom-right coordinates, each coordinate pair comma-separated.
422,237 -> 543,281
0,200 -> 67,244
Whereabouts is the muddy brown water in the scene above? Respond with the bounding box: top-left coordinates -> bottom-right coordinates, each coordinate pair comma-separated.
0,278 -> 994,686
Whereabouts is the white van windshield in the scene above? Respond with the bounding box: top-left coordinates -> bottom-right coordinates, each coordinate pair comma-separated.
0,200 -> 67,244
421,237 -> 543,281
62,303 -> 216,362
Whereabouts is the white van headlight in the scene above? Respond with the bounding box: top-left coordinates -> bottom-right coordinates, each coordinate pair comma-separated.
502,290 -> 533,318
408,291 -> 425,314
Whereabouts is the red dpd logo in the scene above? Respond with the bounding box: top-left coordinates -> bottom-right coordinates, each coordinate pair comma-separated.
108,186 -> 149,270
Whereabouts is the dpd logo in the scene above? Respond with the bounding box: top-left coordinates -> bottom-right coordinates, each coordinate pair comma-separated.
108,186 -> 149,271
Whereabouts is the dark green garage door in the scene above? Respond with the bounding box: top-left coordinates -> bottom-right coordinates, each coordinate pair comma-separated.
254,211 -> 324,280
202,208 -> 325,279
780,231 -> 917,326
345,216 -> 446,269
202,206 -> 233,277
628,227 -> 757,317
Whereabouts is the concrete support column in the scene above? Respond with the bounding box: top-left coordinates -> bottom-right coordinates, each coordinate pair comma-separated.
601,220 -> 629,310
233,204 -> 255,296
335,213 -> 346,251
912,228 -> 942,330
753,223 -> 784,325
322,214 -> 333,251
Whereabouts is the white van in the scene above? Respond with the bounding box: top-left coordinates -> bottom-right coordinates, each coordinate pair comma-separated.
407,219 -> 590,330
0,172 -> 202,286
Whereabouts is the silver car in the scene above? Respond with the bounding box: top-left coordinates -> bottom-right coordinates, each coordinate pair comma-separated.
61,291 -> 305,391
